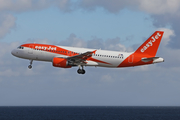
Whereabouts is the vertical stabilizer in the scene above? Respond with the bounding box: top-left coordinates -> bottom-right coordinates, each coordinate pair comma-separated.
134,31 -> 164,57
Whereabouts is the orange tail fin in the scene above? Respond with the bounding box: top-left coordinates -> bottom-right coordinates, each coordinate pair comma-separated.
134,31 -> 164,57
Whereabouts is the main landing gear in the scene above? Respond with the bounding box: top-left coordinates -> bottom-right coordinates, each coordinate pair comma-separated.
28,60 -> 33,69
77,65 -> 85,74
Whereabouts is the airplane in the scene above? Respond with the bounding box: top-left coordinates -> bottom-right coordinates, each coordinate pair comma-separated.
11,31 -> 164,74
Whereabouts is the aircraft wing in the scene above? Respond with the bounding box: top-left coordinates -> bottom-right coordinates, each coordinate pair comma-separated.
57,50 -> 97,65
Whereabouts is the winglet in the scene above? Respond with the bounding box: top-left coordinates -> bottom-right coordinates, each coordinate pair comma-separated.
92,50 -> 97,54
134,31 -> 164,57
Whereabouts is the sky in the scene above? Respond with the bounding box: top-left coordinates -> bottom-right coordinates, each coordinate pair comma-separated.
0,0 -> 180,106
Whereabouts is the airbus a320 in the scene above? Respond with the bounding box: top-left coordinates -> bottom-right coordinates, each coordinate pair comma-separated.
11,31 -> 164,74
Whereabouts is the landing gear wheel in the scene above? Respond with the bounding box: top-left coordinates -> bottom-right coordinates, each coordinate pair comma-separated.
28,65 -> 32,69
82,69 -> 85,74
77,65 -> 86,74
77,69 -> 82,74
77,69 -> 86,74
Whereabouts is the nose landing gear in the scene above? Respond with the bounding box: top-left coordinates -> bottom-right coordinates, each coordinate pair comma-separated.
28,60 -> 33,69
77,65 -> 85,74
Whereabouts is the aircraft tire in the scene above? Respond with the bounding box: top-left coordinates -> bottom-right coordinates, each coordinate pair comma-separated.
82,69 -> 85,74
28,65 -> 32,69
77,69 -> 85,74
77,69 -> 82,74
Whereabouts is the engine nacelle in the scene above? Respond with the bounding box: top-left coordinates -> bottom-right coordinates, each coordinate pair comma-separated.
52,57 -> 71,68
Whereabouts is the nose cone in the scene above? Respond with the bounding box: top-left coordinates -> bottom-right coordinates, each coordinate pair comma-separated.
11,49 -> 18,56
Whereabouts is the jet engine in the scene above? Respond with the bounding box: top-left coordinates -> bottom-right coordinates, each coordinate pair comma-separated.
52,57 -> 72,68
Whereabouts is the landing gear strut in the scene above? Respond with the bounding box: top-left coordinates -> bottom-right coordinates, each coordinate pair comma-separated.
28,60 -> 33,69
77,65 -> 85,74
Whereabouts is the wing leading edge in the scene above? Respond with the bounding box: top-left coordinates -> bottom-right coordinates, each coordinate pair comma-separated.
57,50 -> 97,65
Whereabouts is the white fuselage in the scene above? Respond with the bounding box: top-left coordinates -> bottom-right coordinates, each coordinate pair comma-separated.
12,45 -> 131,68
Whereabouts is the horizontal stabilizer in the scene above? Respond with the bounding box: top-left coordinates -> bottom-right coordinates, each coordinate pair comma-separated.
142,57 -> 164,63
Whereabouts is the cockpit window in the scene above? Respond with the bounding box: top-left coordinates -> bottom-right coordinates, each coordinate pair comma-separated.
17,46 -> 24,49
